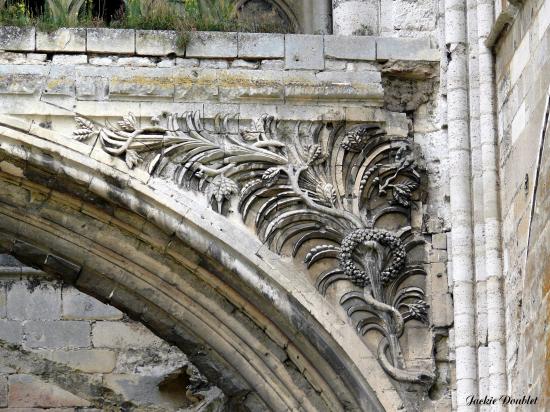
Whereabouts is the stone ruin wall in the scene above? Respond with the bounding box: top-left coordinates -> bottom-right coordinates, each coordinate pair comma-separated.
493,0 -> 550,409
0,5 -> 459,410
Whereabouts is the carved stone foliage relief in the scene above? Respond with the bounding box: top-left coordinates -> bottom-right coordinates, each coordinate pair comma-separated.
73,112 -> 435,385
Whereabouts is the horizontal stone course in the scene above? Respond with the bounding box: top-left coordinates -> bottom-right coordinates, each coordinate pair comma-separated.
0,27 -> 439,65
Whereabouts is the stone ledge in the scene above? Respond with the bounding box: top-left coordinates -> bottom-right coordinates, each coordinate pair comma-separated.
0,27 -> 440,64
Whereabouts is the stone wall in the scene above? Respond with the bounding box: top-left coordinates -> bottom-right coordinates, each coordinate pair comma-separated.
0,255 -> 224,411
0,22 -> 454,411
494,0 -> 550,409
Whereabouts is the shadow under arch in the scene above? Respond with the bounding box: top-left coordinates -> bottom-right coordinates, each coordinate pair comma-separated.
0,115 -> 398,411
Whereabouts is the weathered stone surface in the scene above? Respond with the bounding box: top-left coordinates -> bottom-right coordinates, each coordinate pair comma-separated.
136,30 -> 182,56
34,349 -> 117,373
51,54 -> 87,65
109,68 -> 175,99
105,373 -> 194,409
0,27 -> 35,51
0,376 -> 6,407
199,59 -> 229,69
285,34 -> 324,70
174,68 -> 218,101
36,28 -> 86,52
62,287 -> 122,320
185,32 -> 238,58
116,57 -> 156,67
7,281 -> 61,320
8,374 -> 90,407
87,28 -> 135,54
0,283 -> 6,318
324,35 -> 376,60
175,57 -> 199,67
432,233 -> 448,250
92,321 -> 164,349
260,59 -> 284,70
238,33 -> 284,59
230,59 -> 260,69
24,321 -> 91,349
0,319 -> 22,344
218,69 -> 284,102
376,37 -> 439,61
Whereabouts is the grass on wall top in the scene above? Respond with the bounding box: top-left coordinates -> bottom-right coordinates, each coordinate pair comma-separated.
0,0 -> 291,48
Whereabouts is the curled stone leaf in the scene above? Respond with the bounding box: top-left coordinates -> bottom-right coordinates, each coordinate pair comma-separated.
125,150 -> 142,169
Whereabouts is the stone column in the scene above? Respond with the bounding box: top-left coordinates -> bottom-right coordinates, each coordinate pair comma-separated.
332,0 -> 380,35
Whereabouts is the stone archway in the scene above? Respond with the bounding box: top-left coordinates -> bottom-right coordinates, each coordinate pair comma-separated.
0,115 -> 398,411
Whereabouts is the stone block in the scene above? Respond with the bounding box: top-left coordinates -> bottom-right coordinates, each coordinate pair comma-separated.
218,69 -> 284,102
7,280 -> 61,320
24,320 -> 91,349
230,59 -> 259,69
36,28 -> 86,52
62,287 -> 122,320
76,76 -> 108,100
104,374 -> 175,407
174,68 -> 219,102
109,69 -> 175,100
285,34 -> 324,70
0,27 -> 35,51
261,59 -> 284,70
87,28 -> 135,54
316,70 -> 381,84
238,33 -> 284,59
432,233 -> 448,249
324,35 -> 376,60
92,321 -> 164,349
27,53 -> 48,62
8,374 -> 90,407
199,59 -> 229,69
325,59 -> 347,70
89,56 -> 114,66
35,349 -> 116,373
376,37 -> 439,61
51,54 -> 87,65
157,58 -> 175,67
136,30 -> 183,56
186,31 -> 238,58
116,57 -> 156,67
175,57 -> 199,67
0,319 -> 22,344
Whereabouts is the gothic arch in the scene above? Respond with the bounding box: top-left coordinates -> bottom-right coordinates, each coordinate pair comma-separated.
0,115 -> 400,411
